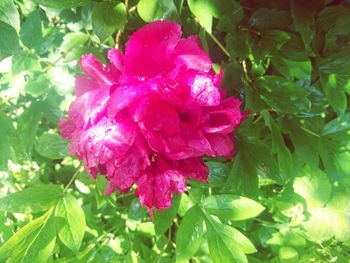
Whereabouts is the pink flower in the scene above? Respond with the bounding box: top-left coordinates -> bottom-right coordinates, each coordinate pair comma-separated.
60,20 -> 243,213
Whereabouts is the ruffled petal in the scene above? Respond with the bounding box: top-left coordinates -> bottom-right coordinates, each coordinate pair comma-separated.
124,20 -> 181,77
80,54 -> 120,86
75,76 -> 99,97
172,36 -> 212,72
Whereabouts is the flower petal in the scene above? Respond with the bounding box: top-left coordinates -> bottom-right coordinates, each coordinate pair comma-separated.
124,20 -> 181,77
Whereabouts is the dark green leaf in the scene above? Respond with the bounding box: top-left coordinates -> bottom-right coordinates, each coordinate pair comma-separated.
256,76 -> 310,114
249,8 -> 291,30
0,185 -> 63,213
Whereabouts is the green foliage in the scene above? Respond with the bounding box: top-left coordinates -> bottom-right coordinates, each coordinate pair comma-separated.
1,0 -> 350,262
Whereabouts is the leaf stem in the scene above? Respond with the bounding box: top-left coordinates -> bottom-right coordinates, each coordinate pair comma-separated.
64,164 -> 82,193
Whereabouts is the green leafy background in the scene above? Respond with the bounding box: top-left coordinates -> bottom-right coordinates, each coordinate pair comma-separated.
0,0 -> 350,262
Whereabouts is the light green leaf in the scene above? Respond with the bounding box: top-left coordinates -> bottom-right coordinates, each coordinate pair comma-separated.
138,0 -> 178,22
0,21 -> 19,61
176,206 -> 204,263
293,166 -> 331,208
92,2 -> 126,42
57,194 -> 86,253
202,195 -> 265,221
0,185 -> 63,213
60,32 -> 90,53
0,210 -> 56,262
279,247 -> 299,263
35,133 -> 69,159
24,74 -> 50,97
0,0 -> 20,31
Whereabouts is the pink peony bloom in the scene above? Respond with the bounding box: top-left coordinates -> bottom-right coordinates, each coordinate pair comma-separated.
60,20 -> 243,213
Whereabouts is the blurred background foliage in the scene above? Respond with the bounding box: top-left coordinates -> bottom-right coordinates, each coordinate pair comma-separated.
0,0 -> 350,262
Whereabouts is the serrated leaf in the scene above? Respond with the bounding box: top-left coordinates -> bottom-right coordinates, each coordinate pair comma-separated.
138,0 -> 178,23
202,195 -> 265,221
35,133 -> 69,159
57,194 -> 86,253
0,0 -> 20,31
256,76 -> 309,114
176,206 -> 203,263
0,21 -> 19,61
0,185 -> 63,213
92,2 -> 126,42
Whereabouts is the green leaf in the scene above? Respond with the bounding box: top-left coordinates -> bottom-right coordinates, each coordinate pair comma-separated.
322,113 -> 350,136
24,74 -> 50,97
188,0 -> 241,33
176,206 -> 204,263
17,101 -> 43,156
249,8 -> 291,30
35,133 -> 69,159
279,247 -> 299,263
19,10 -> 43,49
60,32 -> 89,53
320,73 -> 347,116
12,52 -> 41,75
138,0 -> 178,22
222,150 -> 259,198
290,0 -> 315,50
205,215 -> 256,263
256,76 -> 309,114
33,0 -> 90,8
57,194 -> 86,253
0,112 -> 16,170
92,2 -> 126,42
293,166 -> 331,208
154,194 -> 180,235
0,210 -> 56,262
0,0 -> 20,31
202,195 -> 265,221
0,185 -> 63,213
0,21 -> 19,61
